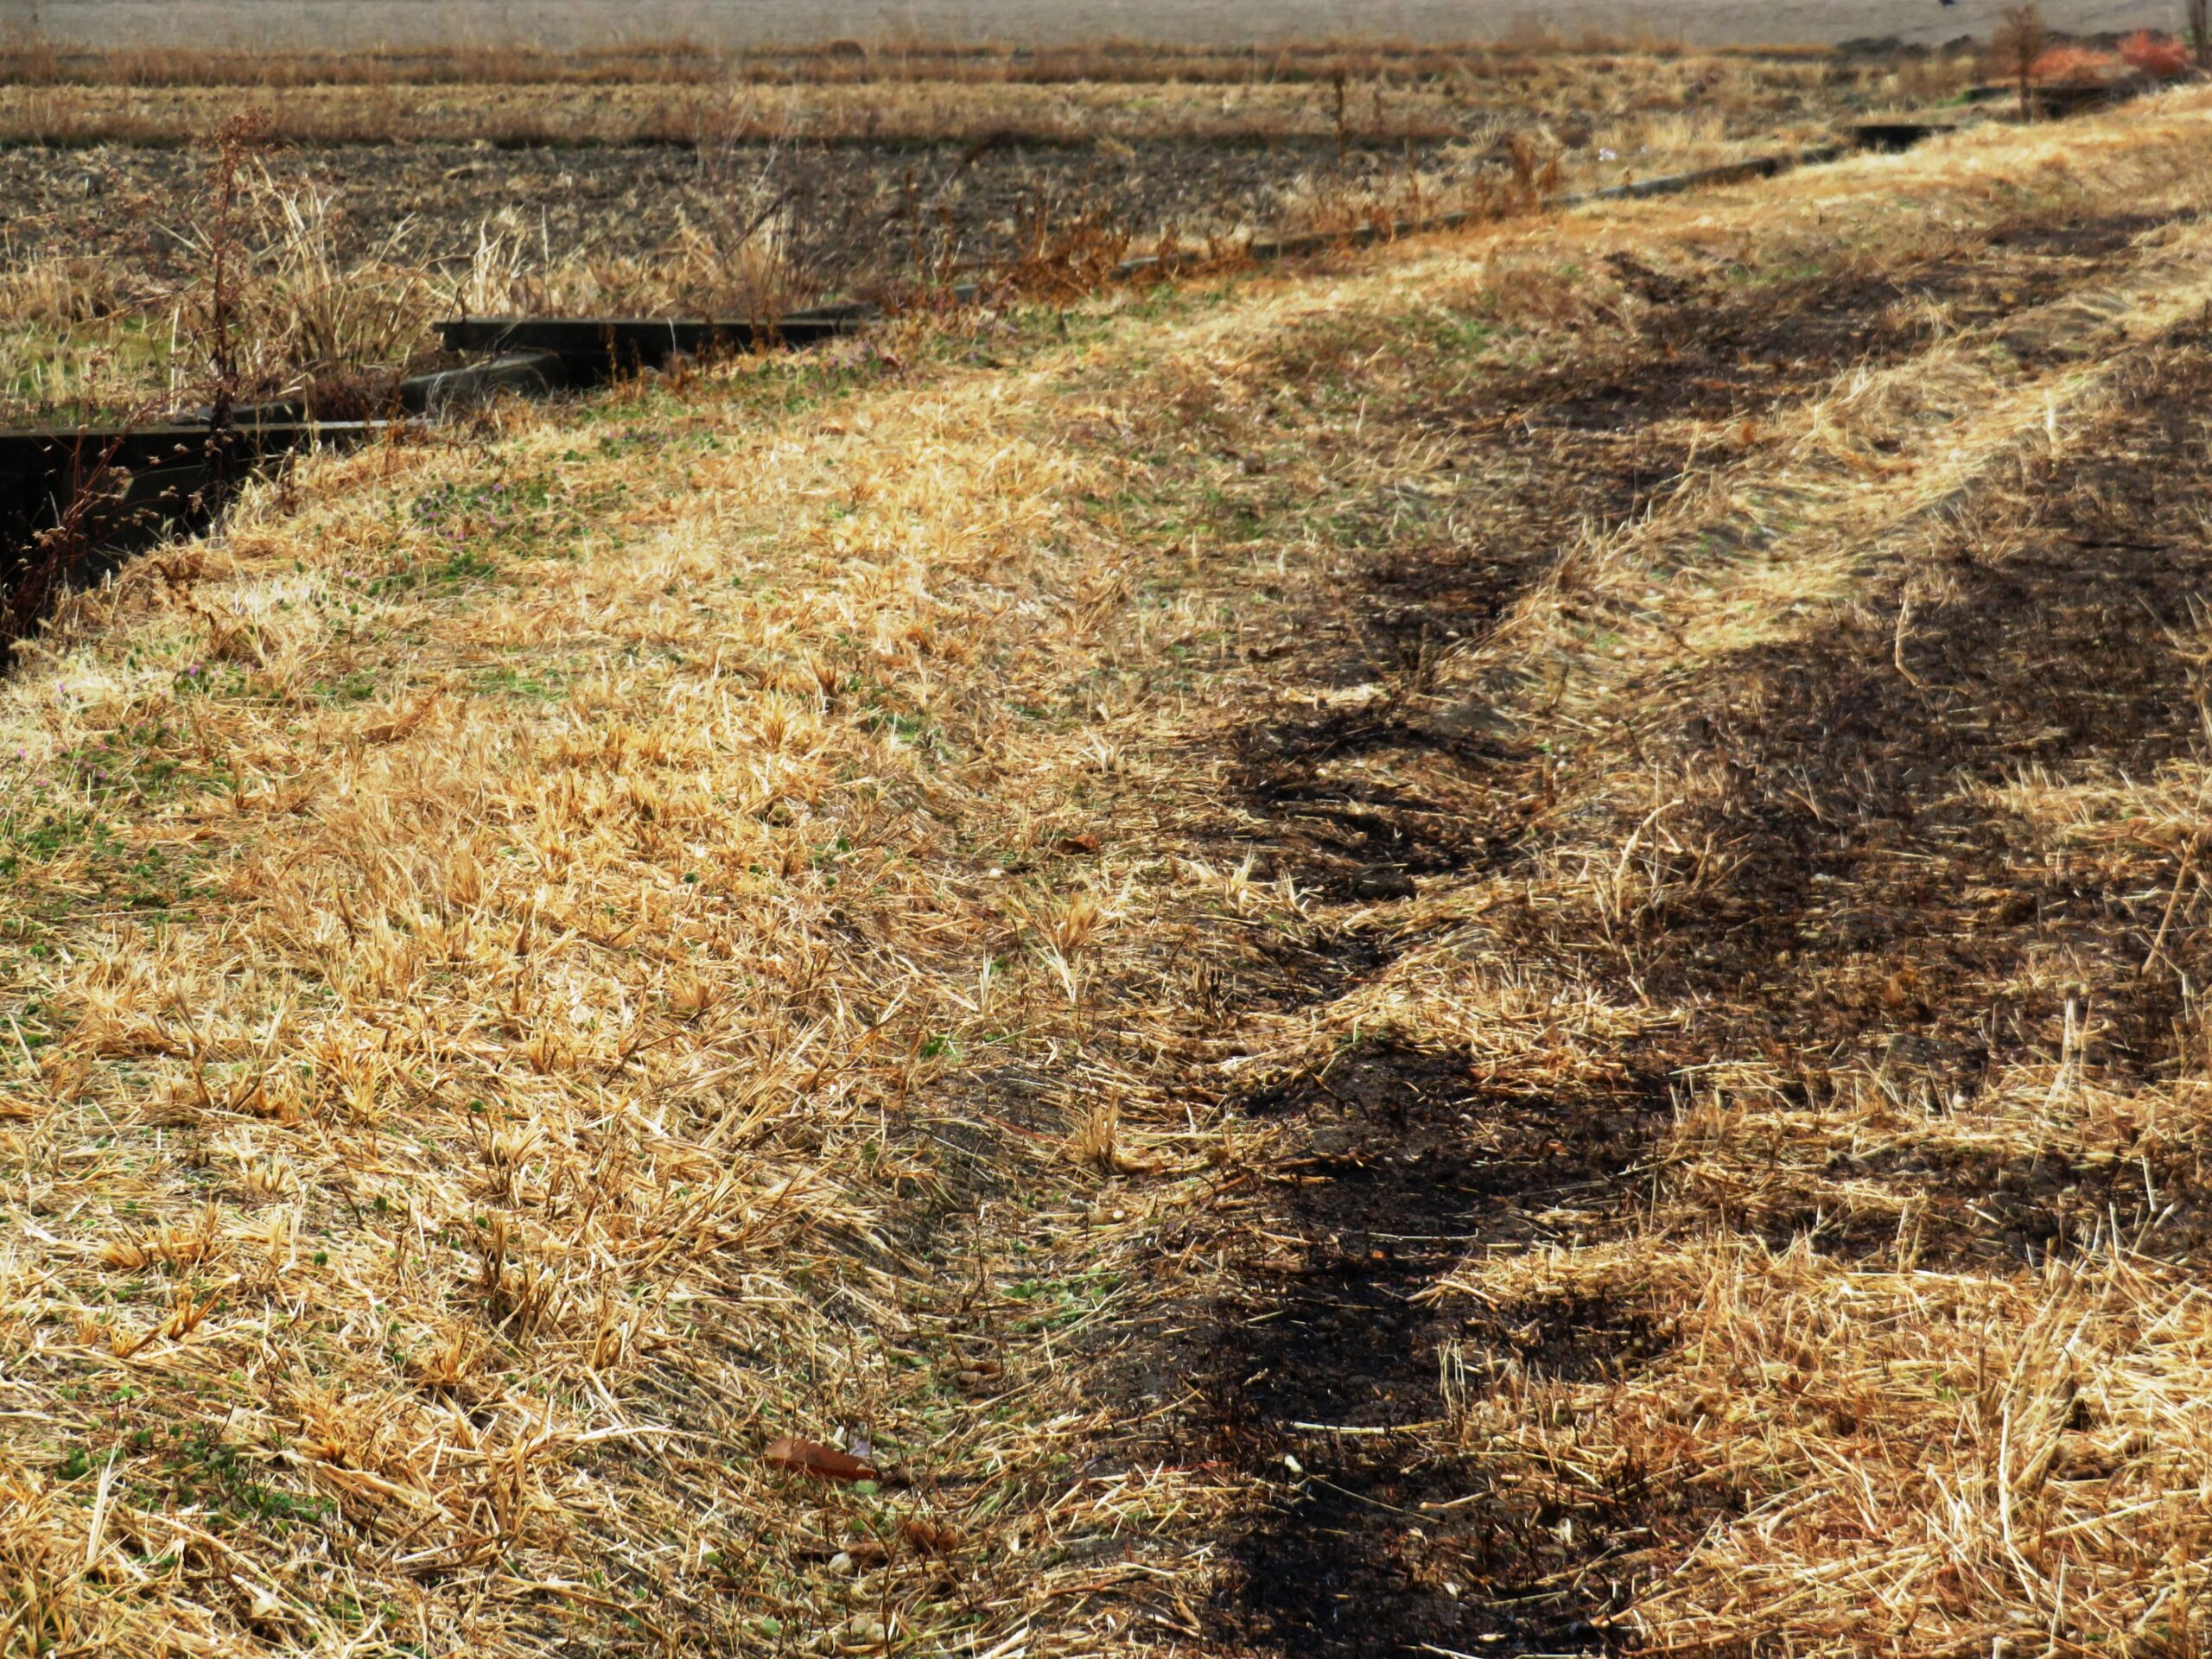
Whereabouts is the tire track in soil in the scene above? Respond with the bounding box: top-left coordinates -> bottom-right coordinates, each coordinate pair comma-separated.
1249,210 -> 2183,906
1132,205 -> 2212,1656
1192,1052 -> 1682,1657
1491,212 -> 2177,434
1595,324 -> 2212,1268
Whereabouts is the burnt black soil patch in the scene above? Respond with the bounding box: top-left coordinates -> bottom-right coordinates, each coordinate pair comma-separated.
1118,205 -> 2197,1658
1984,210 -> 2177,261
1236,425 -> 1688,899
1646,332 -> 2212,1065
1598,328 -> 2212,1265
1235,707 -> 1541,899
1173,1045 -> 1696,1657
1224,211 -> 2149,899
1228,212 -> 2177,899
1360,429 -> 1696,666
1738,1137 -> 2212,1267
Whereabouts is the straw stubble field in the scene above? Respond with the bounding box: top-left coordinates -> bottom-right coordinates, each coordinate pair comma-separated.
0,46 -> 1925,428
3,74 -> 2212,1659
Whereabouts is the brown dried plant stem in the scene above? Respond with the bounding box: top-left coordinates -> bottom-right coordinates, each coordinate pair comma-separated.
2001,3 -> 2051,118
191,111 -> 272,507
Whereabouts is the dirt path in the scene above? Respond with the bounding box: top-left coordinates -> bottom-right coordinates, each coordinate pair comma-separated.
1095,129 -> 2212,1655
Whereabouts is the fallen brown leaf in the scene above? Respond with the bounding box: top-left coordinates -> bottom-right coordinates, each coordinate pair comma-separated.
899,1518 -> 961,1555
764,1435 -> 878,1484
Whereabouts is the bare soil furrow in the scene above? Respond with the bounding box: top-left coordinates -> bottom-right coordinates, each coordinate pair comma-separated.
1194,1049 -> 1683,1657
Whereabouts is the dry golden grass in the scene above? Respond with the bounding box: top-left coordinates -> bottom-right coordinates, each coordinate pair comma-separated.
5,75 -> 2212,1659
0,50 -> 1846,147
0,331 -> 1190,1652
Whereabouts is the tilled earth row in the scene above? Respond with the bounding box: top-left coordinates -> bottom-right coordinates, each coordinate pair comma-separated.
12,137 -> 1467,277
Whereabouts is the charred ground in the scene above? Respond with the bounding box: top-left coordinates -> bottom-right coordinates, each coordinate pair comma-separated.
1105,132 -> 2212,1656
